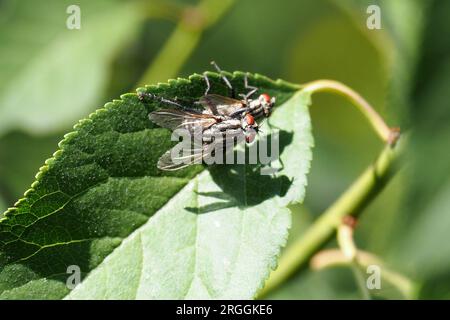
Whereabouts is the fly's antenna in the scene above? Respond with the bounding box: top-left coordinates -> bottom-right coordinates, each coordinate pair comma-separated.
210,61 -> 235,98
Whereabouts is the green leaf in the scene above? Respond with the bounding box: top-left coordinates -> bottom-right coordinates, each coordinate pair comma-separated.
0,72 -> 312,299
0,0 -> 144,136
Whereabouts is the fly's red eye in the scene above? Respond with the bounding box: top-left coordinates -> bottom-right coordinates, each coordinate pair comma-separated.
261,93 -> 271,103
245,114 -> 255,125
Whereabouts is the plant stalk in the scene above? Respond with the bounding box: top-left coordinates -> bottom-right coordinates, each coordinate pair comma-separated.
257,136 -> 405,298
257,81 -> 403,298
302,80 -> 396,143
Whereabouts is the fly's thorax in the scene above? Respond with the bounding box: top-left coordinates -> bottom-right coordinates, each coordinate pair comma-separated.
249,94 -> 276,118
248,100 -> 264,119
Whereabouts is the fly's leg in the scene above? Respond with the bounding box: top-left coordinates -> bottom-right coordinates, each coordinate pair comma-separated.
138,92 -> 194,111
203,72 -> 211,96
210,61 -> 236,98
243,73 -> 258,101
138,92 -> 184,108
229,107 -> 250,118
238,74 -> 258,105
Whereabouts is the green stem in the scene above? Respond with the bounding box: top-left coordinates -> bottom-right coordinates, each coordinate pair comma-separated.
336,219 -> 371,300
257,137 -> 405,298
381,266 -> 417,299
138,0 -> 235,86
256,81 -> 403,298
302,80 -> 396,143
310,249 -> 416,299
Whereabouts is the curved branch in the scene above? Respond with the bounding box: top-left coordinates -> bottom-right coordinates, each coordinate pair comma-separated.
302,80 -> 399,144
257,134 -> 406,298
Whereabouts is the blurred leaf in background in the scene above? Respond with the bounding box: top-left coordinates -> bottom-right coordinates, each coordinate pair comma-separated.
0,0 -> 145,136
183,0 -> 328,77
387,0 -> 450,299
0,0 -> 151,209
138,0 -> 235,85
0,132 -> 61,203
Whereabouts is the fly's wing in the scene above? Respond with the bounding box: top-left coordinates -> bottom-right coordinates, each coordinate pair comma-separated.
157,129 -> 245,171
197,94 -> 245,117
157,146 -> 205,170
149,109 -> 217,132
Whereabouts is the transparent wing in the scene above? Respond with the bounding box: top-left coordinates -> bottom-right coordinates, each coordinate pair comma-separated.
149,109 -> 218,132
197,94 -> 245,117
157,130 -> 245,171
157,146 -> 205,171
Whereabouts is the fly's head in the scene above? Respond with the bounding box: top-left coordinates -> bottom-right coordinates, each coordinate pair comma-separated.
242,113 -> 259,143
258,93 -> 276,117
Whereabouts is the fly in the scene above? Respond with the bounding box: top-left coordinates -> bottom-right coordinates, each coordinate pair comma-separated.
138,61 -> 276,170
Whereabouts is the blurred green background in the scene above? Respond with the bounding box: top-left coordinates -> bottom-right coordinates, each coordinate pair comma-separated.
0,0 -> 449,299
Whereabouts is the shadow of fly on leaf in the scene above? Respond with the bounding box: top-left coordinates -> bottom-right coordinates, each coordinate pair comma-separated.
184,130 -> 294,214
